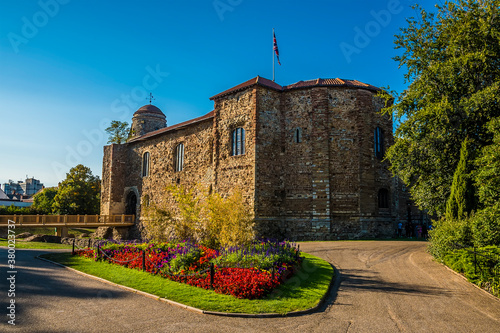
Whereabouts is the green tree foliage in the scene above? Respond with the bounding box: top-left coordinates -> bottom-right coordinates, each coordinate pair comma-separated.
53,164 -> 100,215
429,216 -> 472,259
471,118 -> 500,246
382,0 -> 500,216
105,120 -> 130,144
474,118 -> 500,207
32,187 -> 58,214
445,138 -> 476,221
0,205 -> 41,215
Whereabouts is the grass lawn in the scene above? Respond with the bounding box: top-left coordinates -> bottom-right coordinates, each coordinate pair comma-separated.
40,251 -> 334,314
0,238 -> 72,249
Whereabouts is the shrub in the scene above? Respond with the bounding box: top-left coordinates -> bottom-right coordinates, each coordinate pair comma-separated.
442,246 -> 500,297
143,185 -> 254,248
428,216 -> 473,259
471,203 -> 500,247
0,205 -> 43,215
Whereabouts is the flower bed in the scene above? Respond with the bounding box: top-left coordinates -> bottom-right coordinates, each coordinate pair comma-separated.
75,240 -> 301,299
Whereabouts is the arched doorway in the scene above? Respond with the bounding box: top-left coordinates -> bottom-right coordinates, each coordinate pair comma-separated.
125,191 -> 137,216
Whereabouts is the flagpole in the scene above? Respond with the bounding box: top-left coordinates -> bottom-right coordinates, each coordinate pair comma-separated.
273,28 -> 275,82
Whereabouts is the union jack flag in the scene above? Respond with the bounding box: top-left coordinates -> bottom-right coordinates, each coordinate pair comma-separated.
273,31 -> 281,65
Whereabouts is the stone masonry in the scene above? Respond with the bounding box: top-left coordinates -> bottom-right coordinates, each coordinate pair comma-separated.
101,76 -> 418,240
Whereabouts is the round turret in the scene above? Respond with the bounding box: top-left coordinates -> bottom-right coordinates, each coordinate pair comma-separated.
130,104 -> 167,137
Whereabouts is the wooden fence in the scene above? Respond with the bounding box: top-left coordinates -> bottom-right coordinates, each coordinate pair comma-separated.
0,215 -> 135,227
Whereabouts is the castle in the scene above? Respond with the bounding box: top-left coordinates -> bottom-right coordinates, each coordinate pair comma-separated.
101,76 -> 421,240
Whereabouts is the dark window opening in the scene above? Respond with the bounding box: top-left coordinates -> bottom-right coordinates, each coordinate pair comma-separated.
125,192 -> 137,216
294,128 -> 302,143
142,152 -> 150,177
374,127 -> 384,159
378,188 -> 389,209
175,143 -> 184,172
231,128 -> 245,156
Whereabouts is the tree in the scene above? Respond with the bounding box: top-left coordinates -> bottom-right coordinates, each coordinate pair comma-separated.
445,138 -> 476,221
382,0 -> 500,216
53,164 -> 100,214
471,117 -> 500,246
32,187 -> 58,214
105,120 -> 130,144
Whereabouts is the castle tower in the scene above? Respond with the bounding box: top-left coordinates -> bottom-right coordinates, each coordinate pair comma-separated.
130,104 -> 166,137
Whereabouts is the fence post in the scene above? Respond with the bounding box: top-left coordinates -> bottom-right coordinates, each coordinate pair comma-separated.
142,250 -> 146,272
210,263 -> 214,290
72,238 -> 75,255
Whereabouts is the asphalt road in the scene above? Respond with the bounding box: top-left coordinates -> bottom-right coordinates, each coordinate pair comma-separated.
1,241 -> 499,333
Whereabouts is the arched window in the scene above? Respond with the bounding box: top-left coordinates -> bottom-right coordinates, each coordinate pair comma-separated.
378,188 -> 389,209
142,152 -> 150,177
374,127 -> 384,159
231,128 -> 245,156
294,127 -> 302,143
175,143 -> 184,172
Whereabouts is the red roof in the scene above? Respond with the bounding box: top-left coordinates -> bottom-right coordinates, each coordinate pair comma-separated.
210,76 -> 283,100
210,76 -> 380,100
129,76 -> 380,143
128,110 -> 214,142
133,104 -> 165,116
284,78 -> 379,91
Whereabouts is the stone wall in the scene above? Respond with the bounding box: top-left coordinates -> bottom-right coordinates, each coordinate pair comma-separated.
101,80 -> 417,241
101,144 -> 127,216
213,89 -> 257,205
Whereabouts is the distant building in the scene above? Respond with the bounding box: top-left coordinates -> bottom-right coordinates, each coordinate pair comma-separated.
2,177 -> 44,199
0,188 -> 32,208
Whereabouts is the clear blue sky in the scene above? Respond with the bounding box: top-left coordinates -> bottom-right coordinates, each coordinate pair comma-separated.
0,0 -> 437,187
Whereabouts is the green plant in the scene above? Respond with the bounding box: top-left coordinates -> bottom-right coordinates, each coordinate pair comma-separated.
143,184 -> 254,248
32,187 -> 58,214
442,246 -> 500,297
471,203 -> 500,247
429,217 -> 473,259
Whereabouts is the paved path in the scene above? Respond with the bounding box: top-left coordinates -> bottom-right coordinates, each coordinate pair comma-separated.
1,241 -> 499,332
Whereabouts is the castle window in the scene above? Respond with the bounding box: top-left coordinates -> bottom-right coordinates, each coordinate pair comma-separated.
142,152 -> 150,177
378,188 -> 389,208
294,128 -> 302,143
231,128 -> 245,156
374,127 -> 384,159
175,143 -> 184,172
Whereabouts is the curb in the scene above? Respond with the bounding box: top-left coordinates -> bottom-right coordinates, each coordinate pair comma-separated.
35,254 -> 337,318
438,261 -> 500,303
